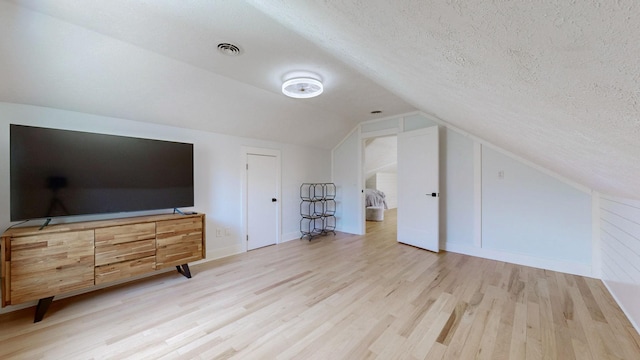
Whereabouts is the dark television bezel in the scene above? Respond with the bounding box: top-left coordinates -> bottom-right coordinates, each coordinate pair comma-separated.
9,124 -> 195,222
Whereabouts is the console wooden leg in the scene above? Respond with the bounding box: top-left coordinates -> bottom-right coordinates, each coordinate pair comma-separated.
175,264 -> 192,279
34,296 -> 54,323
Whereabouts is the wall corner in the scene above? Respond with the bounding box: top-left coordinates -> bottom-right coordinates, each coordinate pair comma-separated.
591,191 -> 602,278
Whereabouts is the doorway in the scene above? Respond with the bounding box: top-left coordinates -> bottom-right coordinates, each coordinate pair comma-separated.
362,127 -> 440,252
363,135 -> 398,233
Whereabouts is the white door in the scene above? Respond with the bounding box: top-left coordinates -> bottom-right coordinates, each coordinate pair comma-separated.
397,126 -> 439,252
247,154 -> 278,250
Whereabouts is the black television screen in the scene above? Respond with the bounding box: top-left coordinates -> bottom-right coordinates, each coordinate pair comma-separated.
10,124 -> 194,221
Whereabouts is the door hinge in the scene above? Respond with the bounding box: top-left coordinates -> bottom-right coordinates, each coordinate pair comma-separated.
246,163 -> 248,170
246,235 -> 248,241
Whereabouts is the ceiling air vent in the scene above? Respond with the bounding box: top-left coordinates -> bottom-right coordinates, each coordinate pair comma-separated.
217,43 -> 242,56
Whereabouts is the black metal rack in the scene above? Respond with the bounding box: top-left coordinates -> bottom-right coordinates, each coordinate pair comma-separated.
300,183 -> 336,240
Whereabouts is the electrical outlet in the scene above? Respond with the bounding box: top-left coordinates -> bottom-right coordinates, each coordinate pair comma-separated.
216,228 -> 222,237
498,170 -> 504,180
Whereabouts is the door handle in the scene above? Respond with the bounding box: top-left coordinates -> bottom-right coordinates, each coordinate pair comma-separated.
272,198 -> 277,202
427,193 -> 439,197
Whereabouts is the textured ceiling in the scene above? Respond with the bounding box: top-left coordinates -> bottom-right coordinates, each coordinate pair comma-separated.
249,0 -> 640,199
2,1 -> 640,199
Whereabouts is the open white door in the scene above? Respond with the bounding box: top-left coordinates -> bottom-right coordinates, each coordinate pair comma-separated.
397,126 -> 439,252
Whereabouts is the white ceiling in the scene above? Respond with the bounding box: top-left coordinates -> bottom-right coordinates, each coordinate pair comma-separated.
2,0 -> 640,199
0,0 -> 415,148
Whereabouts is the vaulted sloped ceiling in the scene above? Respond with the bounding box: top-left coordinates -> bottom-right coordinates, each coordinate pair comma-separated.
250,1 -> 640,199
2,1 -> 640,199
364,137 -> 397,177
0,0 -> 416,148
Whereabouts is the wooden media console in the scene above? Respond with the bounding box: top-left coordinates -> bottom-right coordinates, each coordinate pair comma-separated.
1,213 -> 205,322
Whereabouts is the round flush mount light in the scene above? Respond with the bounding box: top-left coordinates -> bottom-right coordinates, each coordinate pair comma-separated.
282,77 -> 324,99
217,42 -> 242,56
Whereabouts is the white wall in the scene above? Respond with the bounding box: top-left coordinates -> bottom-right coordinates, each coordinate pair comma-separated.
599,195 -> 640,333
480,146 -> 592,273
370,172 -> 397,209
365,175 -> 376,190
0,102 -> 331,259
281,146 -> 331,241
334,112 -> 595,276
332,128 -> 362,234
440,128 -> 475,248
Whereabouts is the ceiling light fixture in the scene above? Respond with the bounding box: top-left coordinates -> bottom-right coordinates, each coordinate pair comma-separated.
282,77 -> 323,99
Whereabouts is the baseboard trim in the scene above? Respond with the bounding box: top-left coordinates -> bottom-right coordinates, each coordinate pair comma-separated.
281,231 -> 301,243
443,242 -> 593,277
204,244 -> 245,261
602,279 -> 640,336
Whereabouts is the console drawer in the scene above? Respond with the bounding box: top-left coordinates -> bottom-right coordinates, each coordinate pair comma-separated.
95,256 -> 156,285
95,239 -> 156,267
156,217 -> 203,269
156,235 -> 203,269
95,223 -> 155,247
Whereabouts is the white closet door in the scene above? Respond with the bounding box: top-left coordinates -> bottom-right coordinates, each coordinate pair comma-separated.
247,154 -> 278,250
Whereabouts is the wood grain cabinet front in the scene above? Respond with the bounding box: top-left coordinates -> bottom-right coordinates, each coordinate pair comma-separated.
95,255 -> 156,285
95,223 -> 157,284
8,230 -> 95,305
156,217 -> 205,269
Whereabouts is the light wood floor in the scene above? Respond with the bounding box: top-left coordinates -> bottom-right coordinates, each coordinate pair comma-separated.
1,209 -> 639,359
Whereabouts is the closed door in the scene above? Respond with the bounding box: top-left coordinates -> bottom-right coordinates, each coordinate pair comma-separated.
247,154 -> 278,250
397,126 -> 439,252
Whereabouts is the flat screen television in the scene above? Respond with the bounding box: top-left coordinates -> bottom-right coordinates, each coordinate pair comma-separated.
10,124 -> 194,221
